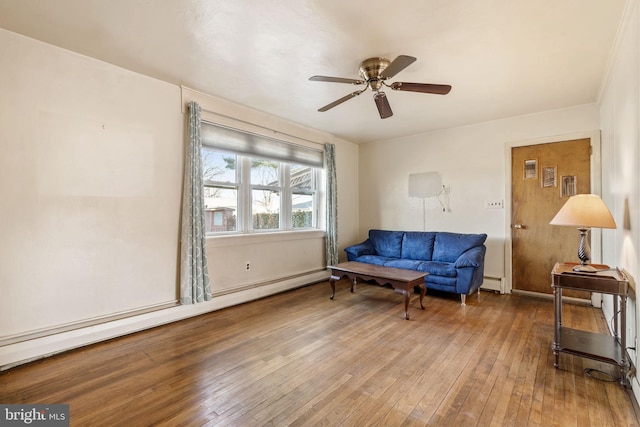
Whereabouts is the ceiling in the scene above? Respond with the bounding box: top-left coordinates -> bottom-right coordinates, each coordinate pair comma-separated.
0,0 -> 628,144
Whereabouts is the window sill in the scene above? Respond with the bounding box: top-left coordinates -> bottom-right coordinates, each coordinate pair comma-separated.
205,229 -> 326,247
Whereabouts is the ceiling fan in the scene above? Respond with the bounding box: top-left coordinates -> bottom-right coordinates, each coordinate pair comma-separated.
309,55 -> 451,119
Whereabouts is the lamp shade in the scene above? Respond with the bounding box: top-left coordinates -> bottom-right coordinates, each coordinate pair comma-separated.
549,194 -> 616,229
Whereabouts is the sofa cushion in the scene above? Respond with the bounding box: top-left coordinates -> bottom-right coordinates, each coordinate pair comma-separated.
353,255 -> 393,266
384,259 -> 424,270
417,261 -> 457,277
432,232 -> 488,263
369,229 -> 404,258
401,232 -> 436,261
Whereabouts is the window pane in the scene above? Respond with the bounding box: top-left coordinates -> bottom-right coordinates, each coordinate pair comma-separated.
213,211 -> 223,226
202,148 -> 237,184
291,164 -> 312,189
252,189 -> 280,230
204,187 -> 237,232
292,193 -> 313,228
251,159 -> 279,186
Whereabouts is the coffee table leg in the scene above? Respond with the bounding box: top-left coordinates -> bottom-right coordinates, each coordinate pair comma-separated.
403,289 -> 410,320
329,274 -> 339,300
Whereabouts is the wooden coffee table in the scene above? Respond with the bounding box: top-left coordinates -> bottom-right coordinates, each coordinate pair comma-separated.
329,261 -> 428,320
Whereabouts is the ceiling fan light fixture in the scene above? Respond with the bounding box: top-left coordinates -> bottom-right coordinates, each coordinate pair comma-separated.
373,91 -> 393,119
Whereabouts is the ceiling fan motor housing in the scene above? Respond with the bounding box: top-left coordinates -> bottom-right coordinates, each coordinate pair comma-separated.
359,57 -> 390,90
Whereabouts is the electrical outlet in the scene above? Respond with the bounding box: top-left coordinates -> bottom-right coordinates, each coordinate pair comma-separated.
245,262 -> 250,270
485,199 -> 504,209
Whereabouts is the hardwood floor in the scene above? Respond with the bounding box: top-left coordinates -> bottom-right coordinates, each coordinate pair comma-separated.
2,280 -> 639,426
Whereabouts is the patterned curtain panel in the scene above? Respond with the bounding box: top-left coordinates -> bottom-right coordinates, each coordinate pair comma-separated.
180,101 -> 212,304
325,143 -> 339,266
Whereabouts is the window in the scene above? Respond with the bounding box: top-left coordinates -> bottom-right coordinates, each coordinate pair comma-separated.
291,164 -> 314,229
251,159 -> 281,230
202,149 -> 238,233
200,122 -> 323,235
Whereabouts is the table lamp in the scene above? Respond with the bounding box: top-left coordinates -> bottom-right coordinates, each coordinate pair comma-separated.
549,194 -> 616,272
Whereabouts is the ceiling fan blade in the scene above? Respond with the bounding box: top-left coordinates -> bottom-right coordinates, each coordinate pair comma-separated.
390,82 -> 452,95
309,75 -> 365,85
318,91 -> 362,112
379,55 -> 416,79
374,92 -> 393,119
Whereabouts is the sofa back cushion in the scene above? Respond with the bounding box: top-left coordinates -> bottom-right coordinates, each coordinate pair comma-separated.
432,232 -> 487,262
401,232 -> 436,261
369,229 -> 404,258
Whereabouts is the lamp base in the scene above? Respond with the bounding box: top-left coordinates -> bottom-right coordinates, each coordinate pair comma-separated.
572,264 -> 598,273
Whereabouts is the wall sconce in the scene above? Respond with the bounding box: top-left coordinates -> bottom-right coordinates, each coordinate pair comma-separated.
549,194 -> 616,272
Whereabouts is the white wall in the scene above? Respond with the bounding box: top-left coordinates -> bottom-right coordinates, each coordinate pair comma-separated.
0,29 -> 183,338
0,30 -> 360,368
599,0 -> 640,399
358,105 -> 600,283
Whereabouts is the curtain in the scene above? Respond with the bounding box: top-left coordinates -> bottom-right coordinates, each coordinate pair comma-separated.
325,143 -> 339,266
180,101 -> 212,304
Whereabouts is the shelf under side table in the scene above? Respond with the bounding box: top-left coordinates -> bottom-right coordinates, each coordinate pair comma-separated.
555,327 -> 623,366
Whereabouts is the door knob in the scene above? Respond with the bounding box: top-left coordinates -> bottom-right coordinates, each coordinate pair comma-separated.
514,224 -> 524,229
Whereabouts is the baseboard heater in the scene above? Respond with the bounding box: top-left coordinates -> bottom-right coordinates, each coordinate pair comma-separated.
211,268 -> 329,298
0,301 -> 179,347
481,276 -> 505,293
1,269 -> 330,347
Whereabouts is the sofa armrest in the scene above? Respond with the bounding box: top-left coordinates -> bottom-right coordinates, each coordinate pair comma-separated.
344,239 -> 376,260
455,245 -> 487,295
454,246 -> 486,268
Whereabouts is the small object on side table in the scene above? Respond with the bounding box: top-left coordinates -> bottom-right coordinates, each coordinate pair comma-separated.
551,262 -> 629,387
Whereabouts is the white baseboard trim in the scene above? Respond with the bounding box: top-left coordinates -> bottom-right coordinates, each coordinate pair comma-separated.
631,372 -> 640,411
511,289 -> 592,305
0,270 -> 330,371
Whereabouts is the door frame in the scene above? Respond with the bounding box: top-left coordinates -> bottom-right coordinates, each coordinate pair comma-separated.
504,130 -> 602,305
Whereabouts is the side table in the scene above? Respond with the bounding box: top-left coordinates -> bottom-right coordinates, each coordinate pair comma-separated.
551,262 -> 629,386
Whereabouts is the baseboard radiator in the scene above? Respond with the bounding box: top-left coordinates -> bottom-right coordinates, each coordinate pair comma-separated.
0,269 -> 329,371
481,276 -> 505,293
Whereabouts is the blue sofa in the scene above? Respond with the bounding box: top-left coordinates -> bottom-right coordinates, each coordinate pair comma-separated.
344,229 -> 487,305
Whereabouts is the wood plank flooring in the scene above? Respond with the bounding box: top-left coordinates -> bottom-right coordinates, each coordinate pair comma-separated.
1,280 -> 639,426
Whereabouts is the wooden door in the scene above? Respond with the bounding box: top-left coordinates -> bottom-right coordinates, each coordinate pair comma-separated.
511,138 -> 591,296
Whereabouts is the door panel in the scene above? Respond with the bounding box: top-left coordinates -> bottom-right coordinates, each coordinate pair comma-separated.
511,138 -> 591,297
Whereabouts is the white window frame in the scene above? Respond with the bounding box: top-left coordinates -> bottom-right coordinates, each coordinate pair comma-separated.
202,149 -> 322,235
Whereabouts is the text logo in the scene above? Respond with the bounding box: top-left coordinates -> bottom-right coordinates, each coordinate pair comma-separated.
0,405 -> 69,426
